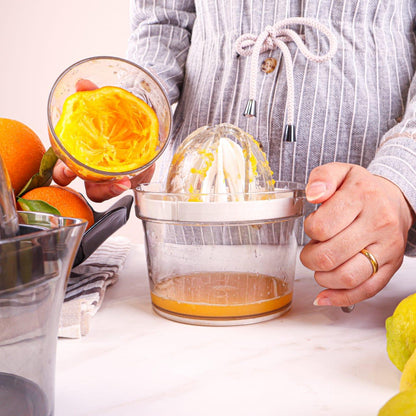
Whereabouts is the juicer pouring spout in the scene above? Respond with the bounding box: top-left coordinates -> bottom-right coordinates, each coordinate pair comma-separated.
0,153 -> 19,239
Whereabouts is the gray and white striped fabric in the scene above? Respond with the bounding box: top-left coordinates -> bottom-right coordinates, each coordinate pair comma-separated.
59,237 -> 131,338
127,0 -> 416,254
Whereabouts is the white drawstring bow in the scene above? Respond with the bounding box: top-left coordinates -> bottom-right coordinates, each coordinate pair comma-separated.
234,17 -> 338,142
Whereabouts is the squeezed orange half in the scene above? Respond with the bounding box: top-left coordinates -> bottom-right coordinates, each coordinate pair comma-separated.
151,272 -> 292,320
54,86 -> 159,173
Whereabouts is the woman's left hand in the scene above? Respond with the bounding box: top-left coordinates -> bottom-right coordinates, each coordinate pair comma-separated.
300,162 -> 415,307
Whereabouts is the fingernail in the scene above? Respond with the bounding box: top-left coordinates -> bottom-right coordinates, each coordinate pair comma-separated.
313,297 -> 332,306
111,183 -> 130,195
64,167 -> 76,178
306,181 -> 327,202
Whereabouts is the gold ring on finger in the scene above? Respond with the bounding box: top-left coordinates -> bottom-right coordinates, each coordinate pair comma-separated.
360,248 -> 379,277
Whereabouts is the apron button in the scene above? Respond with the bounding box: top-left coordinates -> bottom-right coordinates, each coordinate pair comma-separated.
261,57 -> 277,73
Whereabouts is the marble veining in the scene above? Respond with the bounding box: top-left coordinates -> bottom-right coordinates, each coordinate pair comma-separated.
55,245 -> 416,416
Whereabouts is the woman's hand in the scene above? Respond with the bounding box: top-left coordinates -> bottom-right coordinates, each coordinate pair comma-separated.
300,162 -> 415,307
52,159 -> 155,202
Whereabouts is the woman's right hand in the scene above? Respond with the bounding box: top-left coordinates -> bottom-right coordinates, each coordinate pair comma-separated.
52,159 -> 155,202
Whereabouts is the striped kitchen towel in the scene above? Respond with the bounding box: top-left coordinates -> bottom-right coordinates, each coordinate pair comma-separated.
58,236 -> 131,338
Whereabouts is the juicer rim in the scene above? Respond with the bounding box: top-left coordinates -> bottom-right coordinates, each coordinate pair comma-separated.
0,211 -> 86,247
0,212 -> 87,295
134,184 -> 305,223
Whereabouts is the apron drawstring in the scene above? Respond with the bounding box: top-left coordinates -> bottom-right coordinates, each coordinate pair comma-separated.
234,17 -> 338,142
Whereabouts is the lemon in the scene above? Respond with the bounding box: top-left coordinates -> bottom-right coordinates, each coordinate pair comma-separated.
378,389 -> 416,416
401,348 -> 416,392
386,293 -> 416,371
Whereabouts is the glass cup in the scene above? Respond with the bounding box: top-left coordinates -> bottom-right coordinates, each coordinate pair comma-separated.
47,56 -> 172,182
0,212 -> 86,416
135,182 -> 305,326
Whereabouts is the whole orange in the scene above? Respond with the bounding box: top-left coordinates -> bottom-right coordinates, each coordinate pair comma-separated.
18,185 -> 95,229
0,118 -> 46,195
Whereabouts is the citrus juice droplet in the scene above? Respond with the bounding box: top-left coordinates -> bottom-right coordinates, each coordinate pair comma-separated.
151,272 -> 292,322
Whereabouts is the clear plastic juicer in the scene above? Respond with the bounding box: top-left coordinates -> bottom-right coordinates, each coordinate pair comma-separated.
136,183 -> 304,325
135,123 -> 305,325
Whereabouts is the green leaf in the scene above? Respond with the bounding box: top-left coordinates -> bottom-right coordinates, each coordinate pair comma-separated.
18,147 -> 59,196
17,198 -> 61,216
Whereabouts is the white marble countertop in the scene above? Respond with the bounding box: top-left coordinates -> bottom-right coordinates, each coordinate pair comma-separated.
55,244 -> 416,416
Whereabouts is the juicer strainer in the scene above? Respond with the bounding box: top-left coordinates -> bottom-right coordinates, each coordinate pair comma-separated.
165,123 -> 275,200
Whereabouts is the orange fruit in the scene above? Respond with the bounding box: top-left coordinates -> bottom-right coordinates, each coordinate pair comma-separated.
18,185 -> 94,229
0,118 -> 46,195
54,86 -> 159,173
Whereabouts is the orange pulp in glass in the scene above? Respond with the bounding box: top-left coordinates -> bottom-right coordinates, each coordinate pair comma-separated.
54,86 -> 159,173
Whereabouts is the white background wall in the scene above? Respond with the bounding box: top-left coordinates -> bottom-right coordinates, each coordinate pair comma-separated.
0,1 -> 146,242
